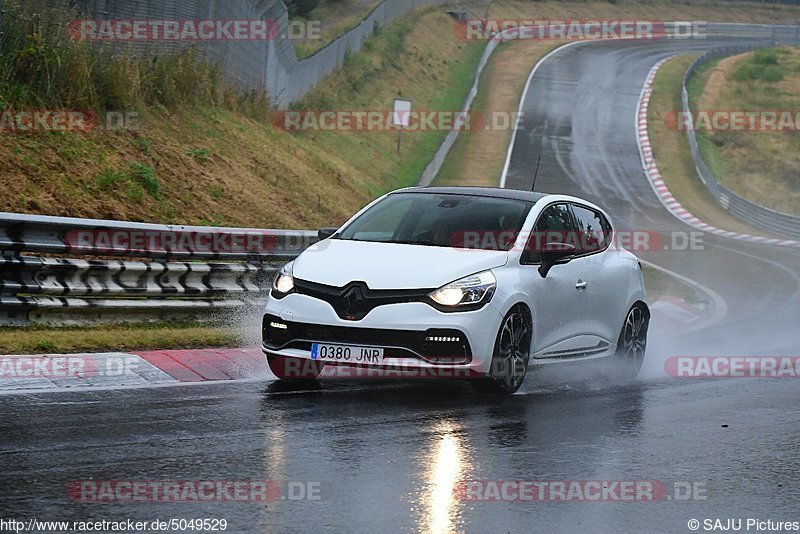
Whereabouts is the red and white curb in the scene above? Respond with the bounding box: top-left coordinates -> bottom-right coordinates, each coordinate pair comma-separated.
636,58 -> 800,249
0,348 -> 268,393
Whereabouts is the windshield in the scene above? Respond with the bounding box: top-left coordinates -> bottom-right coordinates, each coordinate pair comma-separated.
336,193 -> 535,251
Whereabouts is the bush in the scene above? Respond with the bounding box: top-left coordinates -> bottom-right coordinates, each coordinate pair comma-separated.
286,0 -> 321,18
128,162 -> 161,198
732,48 -> 787,83
753,49 -> 779,66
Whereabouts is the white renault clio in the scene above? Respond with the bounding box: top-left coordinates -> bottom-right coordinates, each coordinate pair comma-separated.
263,187 -> 648,393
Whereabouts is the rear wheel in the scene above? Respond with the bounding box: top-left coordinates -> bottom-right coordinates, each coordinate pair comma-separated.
613,304 -> 649,379
267,355 -> 325,381
472,306 -> 532,394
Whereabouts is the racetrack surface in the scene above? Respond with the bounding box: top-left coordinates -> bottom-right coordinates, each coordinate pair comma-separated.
2,30 -> 800,533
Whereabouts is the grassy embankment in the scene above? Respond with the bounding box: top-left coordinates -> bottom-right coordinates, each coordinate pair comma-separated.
0,5 -> 484,228
688,47 -> 800,216
292,0 -> 383,58
648,54 -> 795,237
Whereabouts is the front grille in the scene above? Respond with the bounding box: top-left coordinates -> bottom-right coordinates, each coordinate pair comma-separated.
263,315 -> 471,364
293,279 -> 432,320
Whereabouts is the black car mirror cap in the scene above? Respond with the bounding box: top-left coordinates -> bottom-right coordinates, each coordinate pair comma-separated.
318,227 -> 339,241
538,242 -> 577,278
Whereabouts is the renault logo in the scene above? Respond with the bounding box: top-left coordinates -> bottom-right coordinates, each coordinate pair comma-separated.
343,285 -> 365,312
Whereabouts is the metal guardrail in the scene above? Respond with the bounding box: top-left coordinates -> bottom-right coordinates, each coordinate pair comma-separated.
682,46 -> 800,239
0,213 -> 316,325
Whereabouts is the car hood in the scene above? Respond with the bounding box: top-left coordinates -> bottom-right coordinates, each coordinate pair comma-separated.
292,239 -> 509,290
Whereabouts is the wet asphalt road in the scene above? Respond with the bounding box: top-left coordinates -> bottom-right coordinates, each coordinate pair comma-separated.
2,29 -> 800,534
1,377 -> 799,533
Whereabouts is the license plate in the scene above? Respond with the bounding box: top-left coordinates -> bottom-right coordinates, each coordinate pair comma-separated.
311,343 -> 385,364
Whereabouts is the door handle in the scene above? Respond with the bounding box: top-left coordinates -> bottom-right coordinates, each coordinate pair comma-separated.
575,280 -> 588,290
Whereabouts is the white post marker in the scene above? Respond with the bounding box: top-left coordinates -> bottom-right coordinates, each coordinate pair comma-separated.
393,99 -> 412,154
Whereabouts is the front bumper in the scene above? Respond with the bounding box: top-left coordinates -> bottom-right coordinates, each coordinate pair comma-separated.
262,293 -> 503,375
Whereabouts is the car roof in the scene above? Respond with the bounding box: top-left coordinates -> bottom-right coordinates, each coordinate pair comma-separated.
399,186 -> 548,203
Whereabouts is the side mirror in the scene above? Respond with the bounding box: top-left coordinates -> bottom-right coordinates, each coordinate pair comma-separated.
318,227 -> 338,241
539,242 -> 576,278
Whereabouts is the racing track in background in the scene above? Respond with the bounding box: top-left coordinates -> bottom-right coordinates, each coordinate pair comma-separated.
503,33 -> 800,359
1,28 -> 800,533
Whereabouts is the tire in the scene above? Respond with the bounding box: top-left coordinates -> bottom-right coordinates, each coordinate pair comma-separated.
267,355 -> 325,381
472,305 -> 533,395
613,303 -> 649,379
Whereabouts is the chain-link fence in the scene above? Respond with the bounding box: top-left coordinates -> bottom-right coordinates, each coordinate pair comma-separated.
0,0 -> 446,109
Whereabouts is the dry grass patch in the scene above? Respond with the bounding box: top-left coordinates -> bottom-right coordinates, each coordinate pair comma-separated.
649,55 -> 789,237
489,0 -> 800,23
691,47 -> 800,215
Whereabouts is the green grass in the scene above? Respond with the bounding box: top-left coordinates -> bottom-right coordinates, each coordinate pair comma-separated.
686,57 -> 720,110
643,266 -> 704,306
93,163 -> 160,201
188,148 -> 212,162
732,48 -> 787,83
0,322 -> 242,355
295,8 -> 486,193
685,46 -> 800,215
434,48 -> 495,185
292,0 -> 383,59
648,54 -> 789,236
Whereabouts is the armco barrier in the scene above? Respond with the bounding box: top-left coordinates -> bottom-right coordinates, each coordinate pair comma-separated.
682,46 -> 800,239
0,213 -> 316,325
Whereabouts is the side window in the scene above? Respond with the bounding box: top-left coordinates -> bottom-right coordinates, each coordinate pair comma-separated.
523,204 -> 575,264
571,204 -> 611,255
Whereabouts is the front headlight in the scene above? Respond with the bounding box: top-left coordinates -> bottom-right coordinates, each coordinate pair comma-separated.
272,262 -> 295,298
429,271 -> 496,309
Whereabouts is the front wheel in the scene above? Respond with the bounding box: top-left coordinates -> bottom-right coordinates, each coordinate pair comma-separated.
472,306 -> 533,395
613,303 -> 649,379
267,355 -> 325,381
